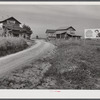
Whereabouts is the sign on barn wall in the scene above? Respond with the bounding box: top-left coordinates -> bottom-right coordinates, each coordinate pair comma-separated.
84,29 -> 100,39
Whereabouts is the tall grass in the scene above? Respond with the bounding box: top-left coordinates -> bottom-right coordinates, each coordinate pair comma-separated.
44,39 -> 100,89
0,37 -> 28,57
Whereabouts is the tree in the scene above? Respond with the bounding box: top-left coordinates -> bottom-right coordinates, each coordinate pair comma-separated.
22,24 -> 33,39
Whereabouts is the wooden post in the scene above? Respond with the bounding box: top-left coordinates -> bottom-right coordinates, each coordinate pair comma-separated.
60,34 -> 61,39
64,33 -> 66,39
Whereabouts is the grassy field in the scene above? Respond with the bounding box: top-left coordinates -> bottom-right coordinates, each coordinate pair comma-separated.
0,37 -> 28,57
0,39 -> 100,89
36,39 -> 100,89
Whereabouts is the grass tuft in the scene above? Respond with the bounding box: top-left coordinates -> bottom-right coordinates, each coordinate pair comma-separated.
0,37 -> 28,57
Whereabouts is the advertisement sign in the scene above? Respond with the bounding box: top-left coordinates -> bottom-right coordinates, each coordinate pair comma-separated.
84,29 -> 100,39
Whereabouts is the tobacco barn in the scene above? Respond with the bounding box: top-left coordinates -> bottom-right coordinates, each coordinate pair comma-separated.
0,17 -> 29,38
46,26 -> 81,39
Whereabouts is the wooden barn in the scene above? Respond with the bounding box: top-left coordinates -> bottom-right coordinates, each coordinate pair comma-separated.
46,26 -> 81,39
0,17 -> 28,38
46,29 -> 56,38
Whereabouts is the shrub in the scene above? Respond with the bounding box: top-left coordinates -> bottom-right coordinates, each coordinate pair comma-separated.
0,37 -> 28,57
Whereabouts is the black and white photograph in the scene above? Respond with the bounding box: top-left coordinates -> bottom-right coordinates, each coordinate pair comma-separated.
0,2 -> 100,91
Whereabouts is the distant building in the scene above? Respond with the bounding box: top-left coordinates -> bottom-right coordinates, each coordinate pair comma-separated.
0,16 -> 28,38
46,26 -> 81,39
46,29 -> 56,38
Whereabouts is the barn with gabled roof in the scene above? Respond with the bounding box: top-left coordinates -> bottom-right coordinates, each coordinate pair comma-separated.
46,26 -> 81,39
0,16 -> 28,38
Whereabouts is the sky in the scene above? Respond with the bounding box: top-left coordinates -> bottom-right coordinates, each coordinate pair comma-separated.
0,5 -> 100,38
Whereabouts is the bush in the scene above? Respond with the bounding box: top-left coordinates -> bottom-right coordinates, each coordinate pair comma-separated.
0,37 -> 28,57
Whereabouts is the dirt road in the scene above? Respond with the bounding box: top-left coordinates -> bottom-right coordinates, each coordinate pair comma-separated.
0,40 -> 55,77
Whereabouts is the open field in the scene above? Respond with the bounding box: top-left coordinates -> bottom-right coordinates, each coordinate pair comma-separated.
36,39 -> 100,89
0,37 -> 28,57
0,39 -> 100,89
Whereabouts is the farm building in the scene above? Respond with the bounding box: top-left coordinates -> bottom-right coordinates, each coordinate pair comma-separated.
46,26 -> 81,39
0,17 -> 29,39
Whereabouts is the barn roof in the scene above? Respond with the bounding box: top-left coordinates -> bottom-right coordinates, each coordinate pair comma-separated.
55,30 -> 67,34
0,17 -> 21,24
46,29 -> 56,33
46,26 -> 76,34
56,26 -> 76,31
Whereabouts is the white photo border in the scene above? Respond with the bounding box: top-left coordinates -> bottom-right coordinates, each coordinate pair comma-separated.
0,1 -> 100,99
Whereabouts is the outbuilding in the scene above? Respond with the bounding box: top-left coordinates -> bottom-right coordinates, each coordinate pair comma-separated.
0,16 -> 28,38
46,26 -> 81,39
